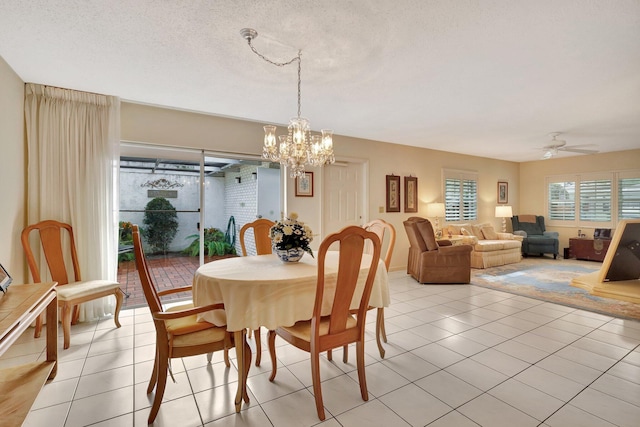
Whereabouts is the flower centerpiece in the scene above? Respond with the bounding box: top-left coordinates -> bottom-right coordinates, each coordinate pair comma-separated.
269,212 -> 314,262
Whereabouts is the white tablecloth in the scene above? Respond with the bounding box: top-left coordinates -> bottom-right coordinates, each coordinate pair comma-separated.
193,252 -> 389,332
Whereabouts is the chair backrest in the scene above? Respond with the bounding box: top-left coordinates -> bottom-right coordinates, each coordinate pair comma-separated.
21,220 -> 81,285
313,225 -> 381,341
512,215 -> 546,236
363,219 -> 396,271
403,217 -> 439,252
132,225 -> 163,315
239,218 -> 275,256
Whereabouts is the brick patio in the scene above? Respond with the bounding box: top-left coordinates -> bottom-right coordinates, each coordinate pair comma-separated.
117,254 -> 238,309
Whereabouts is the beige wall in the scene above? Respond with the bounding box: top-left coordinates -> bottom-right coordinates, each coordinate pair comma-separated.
520,149 -> 640,251
122,102 -> 520,271
0,56 -> 26,282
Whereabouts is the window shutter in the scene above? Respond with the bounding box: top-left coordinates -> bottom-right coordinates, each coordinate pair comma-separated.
548,181 -> 575,220
579,179 -> 611,221
619,177 -> 640,219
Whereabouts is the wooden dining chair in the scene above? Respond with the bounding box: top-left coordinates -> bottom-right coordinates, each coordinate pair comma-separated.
267,225 -> 381,421
239,218 -> 275,257
132,225 -> 248,424
363,219 -> 395,356
239,218 -> 275,366
21,220 -> 124,349
331,219 -> 396,361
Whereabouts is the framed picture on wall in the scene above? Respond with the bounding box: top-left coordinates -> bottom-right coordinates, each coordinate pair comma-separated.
0,263 -> 12,294
295,172 -> 314,197
498,181 -> 508,204
404,176 -> 418,213
386,175 -> 401,212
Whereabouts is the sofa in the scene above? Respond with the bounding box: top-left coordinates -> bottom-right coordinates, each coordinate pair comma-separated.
511,215 -> 559,259
403,217 -> 473,284
443,222 -> 523,269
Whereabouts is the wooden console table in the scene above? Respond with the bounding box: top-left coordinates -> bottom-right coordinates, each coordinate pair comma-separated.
0,282 -> 58,426
569,238 -> 611,262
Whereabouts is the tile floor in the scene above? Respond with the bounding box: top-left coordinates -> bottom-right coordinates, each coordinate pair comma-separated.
2,268 -> 640,426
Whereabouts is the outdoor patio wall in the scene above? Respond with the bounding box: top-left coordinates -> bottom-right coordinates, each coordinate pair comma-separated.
119,171 -> 225,252
0,55 -> 26,282
121,102 -> 520,272
519,149 -> 640,253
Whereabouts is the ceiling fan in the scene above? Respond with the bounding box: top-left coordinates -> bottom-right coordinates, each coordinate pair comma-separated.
542,132 -> 599,159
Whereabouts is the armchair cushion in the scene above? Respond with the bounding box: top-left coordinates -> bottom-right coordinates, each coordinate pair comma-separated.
416,220 -> 439,251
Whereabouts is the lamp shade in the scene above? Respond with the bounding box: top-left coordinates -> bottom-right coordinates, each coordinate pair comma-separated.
495,205 -> 513,218
426,203 -> 446,218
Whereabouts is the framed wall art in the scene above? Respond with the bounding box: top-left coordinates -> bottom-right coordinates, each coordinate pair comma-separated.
386,175 -> 401,212
497,181 -> 508,204
404,176 -> 418,213
0,262 -> 12,294
295,172 -> 314,197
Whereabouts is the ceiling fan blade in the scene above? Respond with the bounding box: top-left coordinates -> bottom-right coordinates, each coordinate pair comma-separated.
559,147 -> 599,154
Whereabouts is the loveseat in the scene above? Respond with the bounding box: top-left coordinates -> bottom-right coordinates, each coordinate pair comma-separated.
511,215 -> 559,259
444,223 -> 523,269
404,217 -> 472,284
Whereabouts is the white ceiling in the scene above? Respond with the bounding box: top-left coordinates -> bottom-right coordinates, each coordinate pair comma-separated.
1,0 -> 639,162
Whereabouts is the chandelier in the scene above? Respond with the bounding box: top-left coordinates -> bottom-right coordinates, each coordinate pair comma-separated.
240,28 -> 335,178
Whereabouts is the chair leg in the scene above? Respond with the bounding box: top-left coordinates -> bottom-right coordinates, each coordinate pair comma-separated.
375,308 -> 386,358
356,340 -> 369,402
61,303 -> 73,349
378,307 -> 387,343
268,330 -> 278,382
327,349 -> 333,361
343,344 -> 348,363
206,352 -> 213,363
71,305 -> 80,325
243,337 -> 251,403
148,351 -> 169,424
147,345 -> 159,394
33,312 -> 43,339
113,288 -> 125,328
310,350 -> 326,421
254,327 -> 262,366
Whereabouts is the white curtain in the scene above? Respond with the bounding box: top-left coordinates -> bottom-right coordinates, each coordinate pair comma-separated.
24,83 -> 120,321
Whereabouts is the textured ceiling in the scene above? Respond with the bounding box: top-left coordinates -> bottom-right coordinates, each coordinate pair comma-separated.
1,0 -> 639,162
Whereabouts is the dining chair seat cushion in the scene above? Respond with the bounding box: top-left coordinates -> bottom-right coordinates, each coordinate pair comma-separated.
280,315 -> 358,341
171,326 -> 229,348
165,303 -> 218,336
56,280 -> 121,301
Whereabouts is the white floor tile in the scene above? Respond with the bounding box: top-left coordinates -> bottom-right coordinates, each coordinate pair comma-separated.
5,267 -> 638,427
378,383 -> 452,426
458,393 -> 539,427
415,370 -> 482,408
334,398 -> 411,427
488,378 -> 564,420
570,387 -> 640,427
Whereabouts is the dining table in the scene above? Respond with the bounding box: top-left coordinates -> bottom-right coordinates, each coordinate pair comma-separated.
192,251 -> 390,411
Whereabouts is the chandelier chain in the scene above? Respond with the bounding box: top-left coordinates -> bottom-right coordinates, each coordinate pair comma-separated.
247,39 -> 302,118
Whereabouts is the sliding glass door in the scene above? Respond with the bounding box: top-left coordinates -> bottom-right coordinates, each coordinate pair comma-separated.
118,143 -> 281,308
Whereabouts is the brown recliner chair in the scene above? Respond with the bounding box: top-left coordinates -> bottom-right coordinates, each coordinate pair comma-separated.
404,217 -> 472,284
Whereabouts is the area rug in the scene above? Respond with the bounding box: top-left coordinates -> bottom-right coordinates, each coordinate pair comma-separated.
471,258 -> 640,320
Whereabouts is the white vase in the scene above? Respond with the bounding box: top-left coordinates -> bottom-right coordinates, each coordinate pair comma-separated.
274,247 -> 305,262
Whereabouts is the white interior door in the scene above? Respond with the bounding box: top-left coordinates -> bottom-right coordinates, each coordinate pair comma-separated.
323,162 -> 365,234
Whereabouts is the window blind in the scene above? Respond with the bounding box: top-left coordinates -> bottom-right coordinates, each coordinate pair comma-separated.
619,177 -> 640,219
548,181 -> 575,220
579,179 -> 611,221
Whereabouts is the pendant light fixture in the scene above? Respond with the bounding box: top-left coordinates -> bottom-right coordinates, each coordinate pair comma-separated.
240,28 -> 335,178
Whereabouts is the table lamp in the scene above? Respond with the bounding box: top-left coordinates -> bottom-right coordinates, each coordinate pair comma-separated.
495,205 -> 513,233
426,203 -> 446,237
